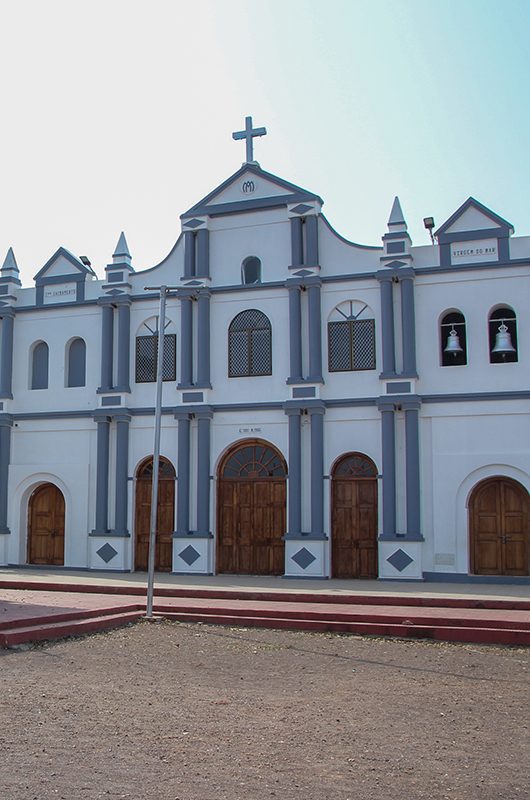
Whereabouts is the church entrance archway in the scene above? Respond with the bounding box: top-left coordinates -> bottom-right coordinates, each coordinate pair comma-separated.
28,483 -> 65,566
331,453 -> 378,578
134,457 -> 175,572
217,440 -> 287,575
469,476 -> 529,575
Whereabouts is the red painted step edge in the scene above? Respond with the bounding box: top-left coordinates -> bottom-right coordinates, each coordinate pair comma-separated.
0,611 -> 144,647
1,579 -> 528,611
0,603 -> 144,631
157,611 -> 530,646
152,603 -> 530,631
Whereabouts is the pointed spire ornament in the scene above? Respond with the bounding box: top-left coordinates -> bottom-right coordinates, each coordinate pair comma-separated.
388,196 -> 406,227
113,231 -> 131,260
1,247 -> 19,273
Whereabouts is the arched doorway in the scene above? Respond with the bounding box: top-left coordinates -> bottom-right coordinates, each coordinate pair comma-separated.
28,483 -> 65,565
134,457 -> 176,572
217,440 -> 287,575
331,453 -> 378,578
469,477 -> 529,575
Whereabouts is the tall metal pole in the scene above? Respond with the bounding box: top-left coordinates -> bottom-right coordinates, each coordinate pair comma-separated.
144,285 -> 177,618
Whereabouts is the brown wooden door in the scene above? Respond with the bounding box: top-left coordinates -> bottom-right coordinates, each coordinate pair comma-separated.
135,458 -> 175,572
331,453 -> 378,579
217,441 -> 286,575
470,477 -> 529,575
28,483 -> 65,566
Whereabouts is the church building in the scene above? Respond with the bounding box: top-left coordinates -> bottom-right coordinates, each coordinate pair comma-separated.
0,117 -> 528,582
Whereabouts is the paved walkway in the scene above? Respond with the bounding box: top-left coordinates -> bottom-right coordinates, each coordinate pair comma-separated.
0,566 -> 528,601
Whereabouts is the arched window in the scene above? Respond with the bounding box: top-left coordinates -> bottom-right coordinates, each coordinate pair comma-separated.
135,317 -> 176,383
31,341 -> 49,389
66,338 -> 86,387
489,306 -> 518,364
241,256 -> 261,285
328,301 -> 376,372
228,309 -> 272,377
440,311 -> 467,366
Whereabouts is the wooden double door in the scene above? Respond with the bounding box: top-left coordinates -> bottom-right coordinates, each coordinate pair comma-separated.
134,457 -> 175,572
470,477 -> 529,575
217,441 -> 286,575
331,453 -> 378,579
28,483 -> 65,566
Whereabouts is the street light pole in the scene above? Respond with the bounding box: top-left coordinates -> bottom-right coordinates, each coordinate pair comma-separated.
144,285 -> 178,618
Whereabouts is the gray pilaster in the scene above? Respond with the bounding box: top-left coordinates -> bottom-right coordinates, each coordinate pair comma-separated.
99,301 -> 114,392
307,280 -> 323,382
112,412 -> 130,536
91,413 -> 110,534
285,407 -> 302,536
290,217 -> 303,266
196,290 -> 211,388
305,215 -> 319,265
175,412 -> 191,536
0,310 -> 15,399
196,409 -> 212,536
287,284 -> 303,383
377,274 -> 396,377
179,293 -> 193,388
196,229 -> 210,278
404,398 -> 423,540
115,298 -> 131,392
0,414 -> 13,534
400,271 -> 418,377
309,404 -> 325,537
377,399 -> 396,539
184,231 -> 196,278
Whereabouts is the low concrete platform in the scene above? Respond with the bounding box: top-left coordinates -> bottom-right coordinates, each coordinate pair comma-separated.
1,568 -> 529,648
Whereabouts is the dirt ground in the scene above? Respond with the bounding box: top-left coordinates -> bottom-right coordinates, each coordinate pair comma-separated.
0,621 -> 528,800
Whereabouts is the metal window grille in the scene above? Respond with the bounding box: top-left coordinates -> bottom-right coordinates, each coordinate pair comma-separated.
328,319 -> 375,372
228,310 -> 272,377
135,334 -> 176,383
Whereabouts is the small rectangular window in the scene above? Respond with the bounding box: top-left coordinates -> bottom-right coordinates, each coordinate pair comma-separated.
135,334 -> 176,383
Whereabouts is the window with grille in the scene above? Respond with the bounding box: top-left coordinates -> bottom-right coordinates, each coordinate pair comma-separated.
328,318 -> 376,371
135,334 -> 176,382
228,309 -> 272,377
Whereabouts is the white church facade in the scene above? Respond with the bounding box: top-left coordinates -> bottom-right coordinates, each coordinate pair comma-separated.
0,118 -> 528,583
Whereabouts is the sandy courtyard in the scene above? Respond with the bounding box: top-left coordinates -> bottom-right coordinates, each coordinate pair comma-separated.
0,620 -> 528,800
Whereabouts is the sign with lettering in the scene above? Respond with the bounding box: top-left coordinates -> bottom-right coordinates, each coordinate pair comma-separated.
238,426 -> 262,434
43,283 -> 77,304
451,238 -> 498,264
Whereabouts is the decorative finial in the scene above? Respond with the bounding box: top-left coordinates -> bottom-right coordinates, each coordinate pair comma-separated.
388,196 -> 406,227
232,115 -> 267,164
1,247 -> 19,272
113,231 -> 131,259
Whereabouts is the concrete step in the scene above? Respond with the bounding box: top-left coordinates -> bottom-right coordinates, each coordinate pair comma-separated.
0,603 -> 143,631
0,610 -> 144,647
153,601 -> 530,631
1,578 -> 529,610
158,610 -> 530,646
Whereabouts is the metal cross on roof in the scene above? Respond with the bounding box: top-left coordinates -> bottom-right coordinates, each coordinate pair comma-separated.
232,116 -> 267,164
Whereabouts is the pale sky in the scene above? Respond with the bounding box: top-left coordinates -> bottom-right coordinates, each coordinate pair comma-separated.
1,0 -> 529,284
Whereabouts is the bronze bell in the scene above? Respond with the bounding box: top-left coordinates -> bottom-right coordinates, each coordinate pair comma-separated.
444,327 -> 463,355
492,322 -> 516,355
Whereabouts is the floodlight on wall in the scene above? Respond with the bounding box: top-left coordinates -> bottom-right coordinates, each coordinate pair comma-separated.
444,327 -> 463,356
423,216 -> 435,244
491,321 -> 516,357
79,256 -> 91,267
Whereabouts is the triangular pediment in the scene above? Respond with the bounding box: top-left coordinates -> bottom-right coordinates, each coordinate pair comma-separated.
181,164 -> 322,219
436,197 -> 513,239
34,247 -> 95,282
